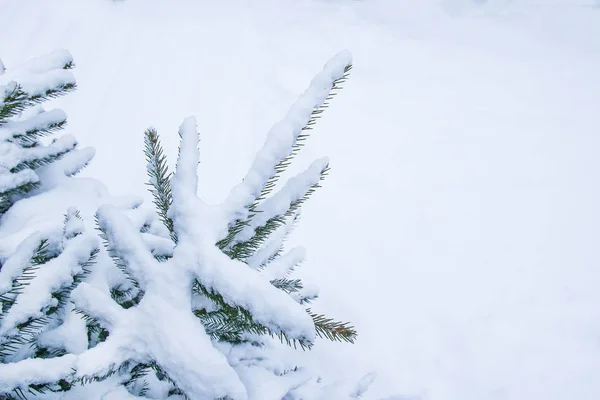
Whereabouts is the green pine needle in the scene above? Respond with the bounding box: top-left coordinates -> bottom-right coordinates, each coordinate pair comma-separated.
144,128 -> 177,243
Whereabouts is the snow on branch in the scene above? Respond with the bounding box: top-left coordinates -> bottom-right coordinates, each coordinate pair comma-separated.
58,146 -> 96,177
0,108 -> 67,143
162,119 -> 318,342
71,282 -> 124,329
1,49 -> 75,99
169,117 -> 211,242
0,231 -> 48,294
188,241 -> 316,343
17,69 -> 75,99
0,232 -> 98,335
96,205 -> 160,289
237,157 -> 329,245
173,117 -> 200,198
221,50 -> 352,224
5,49 -> 73,77
261,246 -> 306,281
0,354 -> 77,392
245,213 -> 297,269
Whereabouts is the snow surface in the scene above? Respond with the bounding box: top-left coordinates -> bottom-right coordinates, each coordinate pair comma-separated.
1,0 -> 600,399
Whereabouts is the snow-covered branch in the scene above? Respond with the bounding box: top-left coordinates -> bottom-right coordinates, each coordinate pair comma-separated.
221,50 -> 352,224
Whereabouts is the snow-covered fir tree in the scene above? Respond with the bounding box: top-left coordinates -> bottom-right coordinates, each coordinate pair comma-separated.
0,50 -> 375,399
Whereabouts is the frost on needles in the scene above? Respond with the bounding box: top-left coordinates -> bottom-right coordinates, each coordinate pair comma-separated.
0,50 -> 375,399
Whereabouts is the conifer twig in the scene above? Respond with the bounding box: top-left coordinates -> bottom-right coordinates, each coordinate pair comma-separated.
144,128 -> 176,243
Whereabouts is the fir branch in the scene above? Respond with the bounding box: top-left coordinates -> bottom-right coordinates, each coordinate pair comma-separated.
71,361 -> 130,388
271,278 -> 303,294
194,307 -> 266,343
191,279 -> 317,350
225,215 -> 285,260
215,218 -> 249,251
10,144 -> 75,173
0,368 -> 74,399
246,211 -> 300,270
252,64 -> 352,206
12,119 -> 67,147
192,282 -> 268,342
95,215 -> 143,291
0,82 -> 76,125
265,212 -> 300,265
192,280 -> 312,349
27,83 -> 77,106
307,309 -> 357,344
46,247 -> 98,315
0,239 -> 51,319
144,128 -> 176,243
0,248 -> 98,361
218,63 -> 351,249
0,83 -> 28,124
225,166 -> 329,261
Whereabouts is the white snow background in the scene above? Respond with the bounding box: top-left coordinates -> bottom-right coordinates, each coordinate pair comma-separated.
1,0 -> 600,399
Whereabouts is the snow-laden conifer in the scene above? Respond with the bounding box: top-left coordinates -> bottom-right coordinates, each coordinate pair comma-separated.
0,51 -> 374,399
